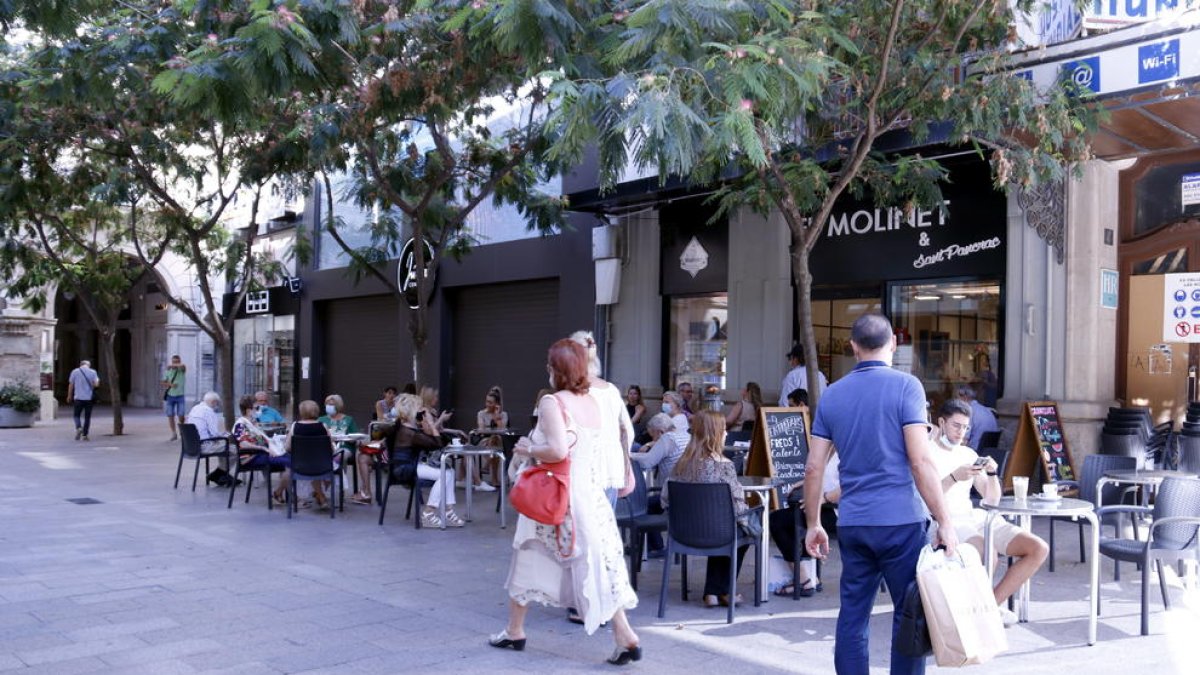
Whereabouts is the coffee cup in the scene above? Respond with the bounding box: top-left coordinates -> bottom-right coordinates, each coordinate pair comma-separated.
1012,476 -> 1029,501
1042,482 -> 1058,499
450,438 -> 463,447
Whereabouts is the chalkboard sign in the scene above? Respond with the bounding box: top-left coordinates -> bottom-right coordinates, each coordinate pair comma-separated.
1005,401 -> 1077,490
745,407 -> 812,508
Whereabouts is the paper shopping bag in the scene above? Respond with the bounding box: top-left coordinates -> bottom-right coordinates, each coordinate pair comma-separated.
916,544 -> 1008,667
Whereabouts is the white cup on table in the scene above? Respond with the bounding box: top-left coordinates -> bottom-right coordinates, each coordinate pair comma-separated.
1012,476 -> 1029,501
1042,482 -> 1058,499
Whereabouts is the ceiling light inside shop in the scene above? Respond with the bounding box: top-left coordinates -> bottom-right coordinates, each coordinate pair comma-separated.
951,294 -> 967,299
913,294 -> 941,301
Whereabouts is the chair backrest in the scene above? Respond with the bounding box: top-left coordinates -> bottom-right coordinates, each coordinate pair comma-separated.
977,430 -> 1002,452
1079,453 -> 1137,504
1151,476 -> 1200,551
725,430 -> 751,445
1099,432 -> 1149,467
665,480 -> 737,550
290,434 -> 335,477
1179,434 -> 1200,474
180,423 -> 202,458
616,467 -> 652,520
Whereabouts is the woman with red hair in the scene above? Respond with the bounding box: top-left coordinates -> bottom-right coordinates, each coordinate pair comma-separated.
490,339 -> 641,665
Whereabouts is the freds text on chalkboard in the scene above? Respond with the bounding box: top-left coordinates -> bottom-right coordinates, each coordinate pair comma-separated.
746,407 -> 811,487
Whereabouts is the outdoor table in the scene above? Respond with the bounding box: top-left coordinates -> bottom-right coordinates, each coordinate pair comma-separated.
738,475 -> 774,602
1097,469 -> 1193,508
981,496 -> 1099,645
439,444 -> 507,530
332,433 -> 368,494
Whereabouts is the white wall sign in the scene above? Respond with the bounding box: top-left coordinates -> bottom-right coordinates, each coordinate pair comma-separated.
1100,268 -> 1119,309
679,236 -> 709,278
1182,172 -> 1200,207
1085,0 -> 1199,30
1161,272 -> 1200,342
1014,0 -> 1083,47
245,290 -> 270,314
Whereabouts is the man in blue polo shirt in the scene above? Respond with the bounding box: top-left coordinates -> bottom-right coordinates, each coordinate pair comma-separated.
804,314 -> 957,675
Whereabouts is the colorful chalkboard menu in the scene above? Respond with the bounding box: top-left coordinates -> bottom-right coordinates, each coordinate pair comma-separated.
1005,401 -> 1077,490
745,407 -> 811,508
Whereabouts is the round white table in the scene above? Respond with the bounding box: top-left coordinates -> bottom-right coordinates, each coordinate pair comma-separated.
439,444 -> 507,529
981,496 -> 1099,645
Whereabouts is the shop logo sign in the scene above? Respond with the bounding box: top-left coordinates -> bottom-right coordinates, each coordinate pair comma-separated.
912,237 -> 1002,270
1062,56 -> 1100,93
1138,39 -> 1179,83
245,290 -> 270,314
679,236 -> 709,278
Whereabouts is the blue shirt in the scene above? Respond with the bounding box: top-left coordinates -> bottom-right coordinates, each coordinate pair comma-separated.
68,366 -> 99,401
966,399 -> 998,450
257,405 -> 285,424
811,361 -> 928,527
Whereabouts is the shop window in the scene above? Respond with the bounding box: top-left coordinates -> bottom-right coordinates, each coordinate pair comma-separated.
813,297 -> 883,383
234,315 -> 296,414
1131,248 -> 1187,276
888,280 -> 1001,410
669,294 -> 727,395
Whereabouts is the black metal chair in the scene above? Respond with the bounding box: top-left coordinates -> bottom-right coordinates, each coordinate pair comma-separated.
287,434 -> 345,519
174,423 -> 234,492
657,481 -> 762,624
976,430 -> 1002,453
227,444 -> 288,510
378,448 -> 435,528
1048,454 -> 1137,571
1097,476 -> 1200,635
784,489 -> 826,600
614,468 -> 668,591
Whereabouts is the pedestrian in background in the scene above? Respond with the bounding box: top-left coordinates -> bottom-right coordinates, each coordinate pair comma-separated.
66,359 -> 100,441
162,354 -> 187,441
804,313 -> 957,675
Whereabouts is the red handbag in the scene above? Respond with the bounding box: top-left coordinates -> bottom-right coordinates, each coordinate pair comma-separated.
509,456 -> 571,525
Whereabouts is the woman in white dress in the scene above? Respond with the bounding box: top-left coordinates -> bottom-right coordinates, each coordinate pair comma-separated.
490,339 -> 641,665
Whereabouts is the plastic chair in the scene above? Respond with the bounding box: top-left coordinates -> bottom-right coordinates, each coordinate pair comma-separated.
174,423 -> 234,492
784,490 -> 825,600
1097,476 -> 1200,635
287,434 -> 345,520
657,481 -> 762,624
227,445 -> 288,510
1178,434 -> 1200,475
1048,454 -> 1137,571
614,469 -> 668,591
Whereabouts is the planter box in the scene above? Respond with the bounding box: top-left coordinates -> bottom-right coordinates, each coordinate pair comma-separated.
0,406 -> 35,428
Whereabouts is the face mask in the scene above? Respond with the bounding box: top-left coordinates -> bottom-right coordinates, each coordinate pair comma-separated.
662,402 -> 673,414
325,404 -> 336,416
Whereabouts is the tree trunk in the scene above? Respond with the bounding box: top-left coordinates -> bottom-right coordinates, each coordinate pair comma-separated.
408,303 -> 427,386
216,336 -> 236,429
98,328 -> 124,436
791,245 -> 824,408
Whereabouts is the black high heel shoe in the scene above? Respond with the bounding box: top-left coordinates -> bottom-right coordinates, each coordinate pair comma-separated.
606,644 -> 642,665
488,630 -> 526,651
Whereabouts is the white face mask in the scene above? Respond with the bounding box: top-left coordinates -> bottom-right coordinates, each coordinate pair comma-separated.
662,402 -> 673,414
325,404 -> 336,416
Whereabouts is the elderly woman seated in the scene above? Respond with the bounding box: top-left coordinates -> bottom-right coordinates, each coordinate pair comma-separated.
231,395 -> 291,505
386,393 -> 464,527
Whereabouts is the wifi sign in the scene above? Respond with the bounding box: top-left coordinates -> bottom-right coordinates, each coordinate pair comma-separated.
1138,39 -> 1180,84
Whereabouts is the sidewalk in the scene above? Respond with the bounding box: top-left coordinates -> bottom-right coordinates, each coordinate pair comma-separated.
0,408 -> 1195,673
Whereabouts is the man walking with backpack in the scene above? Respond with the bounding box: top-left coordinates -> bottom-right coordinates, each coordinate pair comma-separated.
66,359 -> 101,441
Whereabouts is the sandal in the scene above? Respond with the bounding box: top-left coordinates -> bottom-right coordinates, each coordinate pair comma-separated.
444,509 -> 466,528
271,492 -> 287,507
420,510 -> 444,528
298,499 -> 314,510
350,493 -> 372,506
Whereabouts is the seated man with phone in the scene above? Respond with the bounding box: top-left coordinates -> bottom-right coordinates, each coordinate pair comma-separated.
930,398 -> 1049,627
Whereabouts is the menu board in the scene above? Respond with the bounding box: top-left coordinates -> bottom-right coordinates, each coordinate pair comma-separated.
1005,401 -> 1077,490
745,407 -> 811,508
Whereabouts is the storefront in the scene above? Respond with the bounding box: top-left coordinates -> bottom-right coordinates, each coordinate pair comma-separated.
223,285 -> 299,415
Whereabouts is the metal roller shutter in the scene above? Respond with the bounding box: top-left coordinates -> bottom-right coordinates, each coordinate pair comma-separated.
448,279 -> 560,434
320,295 -> 403,425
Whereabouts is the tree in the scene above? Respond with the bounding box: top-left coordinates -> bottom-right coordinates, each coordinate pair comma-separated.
2,1 -> 309,424
523,0 -> 1096,403
163,1 -> 574,385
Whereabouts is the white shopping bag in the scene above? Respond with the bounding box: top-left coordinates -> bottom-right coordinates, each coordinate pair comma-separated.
916,544 -> 1008,667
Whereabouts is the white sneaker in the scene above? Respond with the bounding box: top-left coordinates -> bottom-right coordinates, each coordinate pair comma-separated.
998,607 -> 1019,627
475,482 -> 497,492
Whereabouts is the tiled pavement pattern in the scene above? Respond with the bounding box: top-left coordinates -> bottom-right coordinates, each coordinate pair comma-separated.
0,408 -> 1196,673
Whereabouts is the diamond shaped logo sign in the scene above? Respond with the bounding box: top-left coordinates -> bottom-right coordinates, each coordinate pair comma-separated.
679,236 -> 709,278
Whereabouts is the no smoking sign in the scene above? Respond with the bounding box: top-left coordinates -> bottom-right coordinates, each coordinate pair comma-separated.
1163,273 -> 1200,343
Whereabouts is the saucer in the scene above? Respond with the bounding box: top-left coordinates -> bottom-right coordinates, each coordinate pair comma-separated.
1031,493 -> 1062,502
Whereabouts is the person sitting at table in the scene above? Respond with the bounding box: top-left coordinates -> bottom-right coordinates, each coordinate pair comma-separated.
418,385 -> 489,491
661,410 -> 750,608
387,393 -> 463,527
285,400 -> 339,510
626,385 -> 647,432
253,391 -> 286,425
660,390 -> 689,433
931,398 -> 1048,627
472,385 -> 508,487
786,388 -> 809,410
632,413 -> 690,557
725,381 -> 763,432
232,395 -> 290,506
375,386 -> 399,423
768,452 -> 839,597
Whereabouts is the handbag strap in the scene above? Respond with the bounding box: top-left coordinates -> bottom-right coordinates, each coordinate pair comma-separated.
541,393 -> 577,451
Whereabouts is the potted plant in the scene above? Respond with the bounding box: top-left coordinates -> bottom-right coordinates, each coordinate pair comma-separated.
0,381 -> 40,428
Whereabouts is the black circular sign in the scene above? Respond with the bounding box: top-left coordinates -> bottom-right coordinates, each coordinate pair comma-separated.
398,237 -> 435,309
